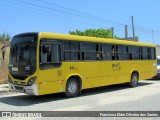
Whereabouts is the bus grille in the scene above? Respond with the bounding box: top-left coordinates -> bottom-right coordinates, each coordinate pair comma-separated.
11,74 -> 28,80
15,86 -> 24,91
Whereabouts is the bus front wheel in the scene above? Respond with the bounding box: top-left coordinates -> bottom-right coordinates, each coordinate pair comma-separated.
65,78 -> 79,97
129,73 -> 139,87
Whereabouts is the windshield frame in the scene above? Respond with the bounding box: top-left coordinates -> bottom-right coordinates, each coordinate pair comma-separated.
9,33 -> 38,77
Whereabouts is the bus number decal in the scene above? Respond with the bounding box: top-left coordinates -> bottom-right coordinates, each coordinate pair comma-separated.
112,63 -> 121,71
70,66 -> 78,70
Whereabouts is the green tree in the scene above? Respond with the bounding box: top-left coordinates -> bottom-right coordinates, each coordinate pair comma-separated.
69,28 -> 120,39
0,32 -> 11,41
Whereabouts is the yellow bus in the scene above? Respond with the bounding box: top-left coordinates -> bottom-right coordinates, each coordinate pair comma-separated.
8,32 -> 157,97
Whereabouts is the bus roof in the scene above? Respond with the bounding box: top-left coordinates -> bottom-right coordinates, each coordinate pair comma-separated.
19,32 -> 156,47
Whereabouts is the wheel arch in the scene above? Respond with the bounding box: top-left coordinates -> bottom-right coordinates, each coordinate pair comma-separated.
131,69 -> 139,79
65,74 -> 83,90
129,69 -> 139,87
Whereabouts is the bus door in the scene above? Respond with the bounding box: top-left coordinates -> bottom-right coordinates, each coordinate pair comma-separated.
38,40 -> 63,95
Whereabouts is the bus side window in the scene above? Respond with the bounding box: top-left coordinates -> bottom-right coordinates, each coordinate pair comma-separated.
41,43 -> 48,63
148,47 -> 156,60
41,41 -> 61,64
41,43 -> 52,63
141,47 -> 148,60
151,48 -> 156,60
96,44 -> 100,60
128,46 -> 140,60
101,44 -> 112,60
63,41 -> 80,61
117,45 -> 128,60
81,42 -> 97,61
52,43 -> 61,63
112,45 -> 116,60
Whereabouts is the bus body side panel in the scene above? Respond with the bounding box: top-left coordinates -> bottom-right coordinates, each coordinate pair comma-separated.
100,61 -> 130,86
100,61 -> 118,86
38,67 -> 65,95
63,62 -> 101,89
38,61 -> 102,95
79,62 -> 101,89
37,60 -> 157,95
128,60 -> 156,80
139,61 -> 157,80
115,61 -> 130,84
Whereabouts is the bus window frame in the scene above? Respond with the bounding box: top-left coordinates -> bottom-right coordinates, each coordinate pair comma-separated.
81,42 -> 99,61
40,39 -> 62,70
63,40 -> 81,61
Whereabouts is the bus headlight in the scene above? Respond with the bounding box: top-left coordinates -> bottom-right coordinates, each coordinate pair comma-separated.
28,76 -> 37,86
8,75 -> 13,83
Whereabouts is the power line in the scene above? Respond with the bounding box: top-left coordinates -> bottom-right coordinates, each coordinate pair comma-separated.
113,17 -> 132,28
134,19 -> 160,34
2,0 -> 108,28
36,0 -> 122,25
134,19 -> 152,32
35,0 -> 136,31
2,0 -> 159,43
13,0 -> 112,28
14,0 -> 85,17
6,0 -> 132,29
0,1 -> 47,17
3,0 -> 133,30
3,0 -> 71,20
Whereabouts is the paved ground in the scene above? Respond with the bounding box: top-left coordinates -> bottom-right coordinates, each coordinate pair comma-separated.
0,79 -> 160,120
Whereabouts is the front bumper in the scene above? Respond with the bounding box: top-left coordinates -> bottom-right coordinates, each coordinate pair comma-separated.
8,83 -> 39,95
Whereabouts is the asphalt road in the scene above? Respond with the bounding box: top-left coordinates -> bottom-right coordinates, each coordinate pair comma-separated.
0,79 -> 160,120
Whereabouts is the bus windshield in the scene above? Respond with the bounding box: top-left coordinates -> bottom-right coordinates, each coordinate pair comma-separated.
9,35 -> 37,77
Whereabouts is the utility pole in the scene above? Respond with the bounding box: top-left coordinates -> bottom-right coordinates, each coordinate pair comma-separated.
111,27 -> 114,38
125,25 -> 128,39
131,16 -> 135,37
152,30 -> 154,44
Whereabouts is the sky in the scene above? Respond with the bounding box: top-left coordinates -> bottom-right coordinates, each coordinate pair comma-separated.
0,0 -> 160,44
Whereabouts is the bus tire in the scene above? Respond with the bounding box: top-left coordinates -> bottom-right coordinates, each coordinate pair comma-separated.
65,78 -> 79,98
129,73 -> 139,87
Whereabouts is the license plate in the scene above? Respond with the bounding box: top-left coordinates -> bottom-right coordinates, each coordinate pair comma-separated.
12,67 -> 18,72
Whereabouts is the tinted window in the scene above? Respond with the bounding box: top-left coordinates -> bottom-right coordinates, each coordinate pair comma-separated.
141,47 -> 148,60
81,42 -> 99,60
129,46 -> 140,60
64,52 -> 80,61
63,41 -> 80,61
117,45 -> 129,60
81,42 -> 96,51
41,42 -> 61,63
101,44 -> 112,60
150,48 -> 156,60
40,40 -> 62,69
64,41 -> 79,51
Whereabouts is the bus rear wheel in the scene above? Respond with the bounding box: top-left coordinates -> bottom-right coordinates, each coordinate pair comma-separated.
129,73 -> 139,87
65,78 -> 79,97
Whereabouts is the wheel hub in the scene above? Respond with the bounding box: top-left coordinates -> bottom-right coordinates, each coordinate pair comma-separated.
132,76 -> 137,85
68,82 -> 77,94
